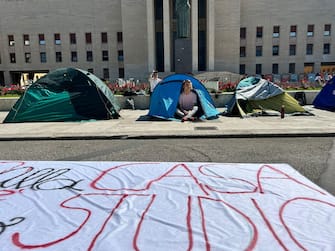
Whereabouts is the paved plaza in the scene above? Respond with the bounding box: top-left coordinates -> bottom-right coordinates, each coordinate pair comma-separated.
0,106 -> 334,140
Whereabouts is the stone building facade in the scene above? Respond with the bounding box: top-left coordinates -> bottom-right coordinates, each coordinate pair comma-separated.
0,0 -> 334,85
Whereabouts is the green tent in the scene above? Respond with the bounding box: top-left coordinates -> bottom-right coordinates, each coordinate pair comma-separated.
226,76 -> 307,117
4,68 -> 121,123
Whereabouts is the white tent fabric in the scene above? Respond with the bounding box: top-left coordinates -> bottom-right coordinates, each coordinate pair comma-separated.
1,161 -> 334,250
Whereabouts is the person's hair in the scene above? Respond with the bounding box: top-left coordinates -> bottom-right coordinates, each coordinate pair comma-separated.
182,79 -> 193,90
151,70 -> 158,78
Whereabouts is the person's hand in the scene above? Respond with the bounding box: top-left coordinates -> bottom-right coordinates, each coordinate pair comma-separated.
181,116 -> 188,122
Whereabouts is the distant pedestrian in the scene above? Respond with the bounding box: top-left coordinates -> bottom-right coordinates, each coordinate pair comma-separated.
314,73 -> 323,86
148,70 -> 161,94
325,72 -> 333,83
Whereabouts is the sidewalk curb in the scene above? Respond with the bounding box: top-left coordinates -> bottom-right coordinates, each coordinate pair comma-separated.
1,132 -> 334,141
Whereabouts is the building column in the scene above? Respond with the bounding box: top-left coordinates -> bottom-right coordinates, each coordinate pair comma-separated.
191,0 -> 198,72
207,0 -> 215,70
147,0 -> 155,72
4,72 -> 11,86
163,0 -> 171,72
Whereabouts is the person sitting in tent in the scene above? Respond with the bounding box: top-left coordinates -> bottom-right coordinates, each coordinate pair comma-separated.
148,74 -> 220,121
175,79 -> 200,122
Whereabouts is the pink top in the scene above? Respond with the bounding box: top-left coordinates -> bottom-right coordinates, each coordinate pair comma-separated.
179,92 -> 197,110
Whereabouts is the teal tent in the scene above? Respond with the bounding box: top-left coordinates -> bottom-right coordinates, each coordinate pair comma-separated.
4,68 -> 121,123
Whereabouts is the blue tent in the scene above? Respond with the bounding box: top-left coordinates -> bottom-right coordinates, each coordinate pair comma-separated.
148,74 -> 220,120
313,77 -> 335,111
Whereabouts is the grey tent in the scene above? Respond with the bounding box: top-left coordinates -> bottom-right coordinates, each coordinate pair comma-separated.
226,76 -> 308,117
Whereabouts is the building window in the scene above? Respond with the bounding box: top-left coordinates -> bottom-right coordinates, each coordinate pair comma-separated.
70,33 -> 76,44
102,50 -> 109,61
101,32 -> 108,43
54,33 -> 61,45
240,46 -> 246,57
71,51 -> 78,62
307,25 -> 314,37
323,43 -> 330,54
8,35 -> 15,46
240,27 -> 246,39
272,64 -> 279,74
306,44 -> 313,55
256,64 -> 262,75
9,53 -> 16,63
273,26 -> 280,38
256,26 -> 263,38
24,52 -> 31,63
324,24 -> 331,36
86,51 -> 93,61
272,45 -> 279,56
55,52 -> 62,62
304,63 -> 314,73
85,33 -> 92,44
40,52 -> 47,63
103,68 -> 110,79
117,32 -> 123,43
23,34 -> 30,46
239,64 -> 246,74
39,34 -> 45,45
256,46 -> 262,57
118,68 -> 125,78
88,68 -> 94,73
289,63 -> 295,74
289,44 -> 296,56
290,25 -> 297,37
118,50 -> 124,61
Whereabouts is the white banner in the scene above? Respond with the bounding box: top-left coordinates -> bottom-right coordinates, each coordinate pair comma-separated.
0,161 -> 334,250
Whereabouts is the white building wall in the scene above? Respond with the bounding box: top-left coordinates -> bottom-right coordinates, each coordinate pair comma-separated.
0,0 -> 335,84
0,0 -> 122,83
121,0 -> 149,80
240,0 -> 335,74
213,0 -> 240,73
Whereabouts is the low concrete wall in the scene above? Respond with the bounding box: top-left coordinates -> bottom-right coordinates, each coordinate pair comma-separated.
120,91 -> 319,110
0,90 -> 319,111
0,98 -> 19,111
117,95 -> 151,110
286,90 -> 318,105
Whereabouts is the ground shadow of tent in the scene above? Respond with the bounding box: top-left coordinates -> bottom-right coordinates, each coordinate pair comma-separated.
148,74 -> 220,120
313,77 -> 335,111
225,76 -> 310,117
3,68 -> 121,123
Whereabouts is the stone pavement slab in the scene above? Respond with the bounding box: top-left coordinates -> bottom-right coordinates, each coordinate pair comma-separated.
0,106 -> 334,140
